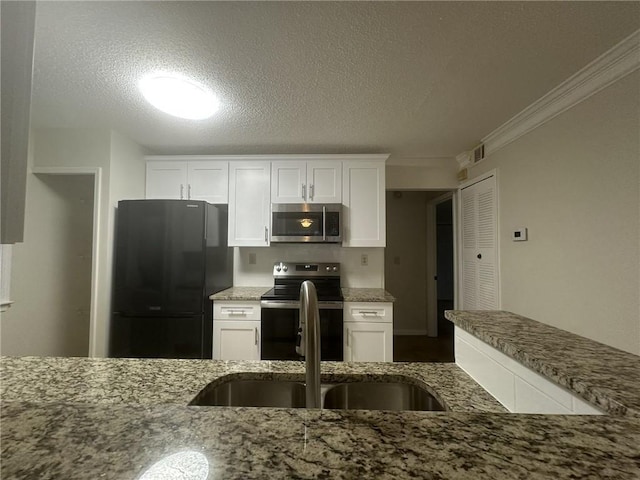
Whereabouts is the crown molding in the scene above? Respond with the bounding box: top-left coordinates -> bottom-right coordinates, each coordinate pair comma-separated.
460,29 -> 640,164
456,151 -> 471,169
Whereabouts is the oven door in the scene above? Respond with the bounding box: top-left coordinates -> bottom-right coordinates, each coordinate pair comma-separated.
260,301 -> 343,360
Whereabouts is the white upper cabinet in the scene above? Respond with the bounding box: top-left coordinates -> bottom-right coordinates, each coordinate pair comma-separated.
271,160 -> 342,204
146,161 -> 188,200
146,157 -> 228,203
228,161 -> 271,247
187,161 -> 229,204
342,159 -> 386,247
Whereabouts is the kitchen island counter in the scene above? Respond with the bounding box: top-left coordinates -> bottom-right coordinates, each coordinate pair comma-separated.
2,356 -> 639,479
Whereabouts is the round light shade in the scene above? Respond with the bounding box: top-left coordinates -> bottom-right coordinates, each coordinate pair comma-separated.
139,73 -> 219,120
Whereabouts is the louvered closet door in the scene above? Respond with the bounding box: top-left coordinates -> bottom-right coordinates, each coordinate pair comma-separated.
461,174 -> 498,310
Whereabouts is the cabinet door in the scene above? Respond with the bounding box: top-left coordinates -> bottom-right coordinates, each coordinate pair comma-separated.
212,320 -> 260,360
188,161 -> 228,203
146,161 -> 188,199
307,161 -> 342,203
228,162 -> 271,246
342,161 -> 385,247
271,161 -> 306,203
344,322 -> 393,362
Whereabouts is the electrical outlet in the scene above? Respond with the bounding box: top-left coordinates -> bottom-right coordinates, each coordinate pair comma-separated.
248,252 -> 257,265
361,254 -> 368,266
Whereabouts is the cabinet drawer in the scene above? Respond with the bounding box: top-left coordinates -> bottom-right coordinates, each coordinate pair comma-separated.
344,302 -> 393,323
213,301 -> 261,321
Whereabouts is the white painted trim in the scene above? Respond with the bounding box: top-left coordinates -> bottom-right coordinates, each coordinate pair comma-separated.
394,328 -> 428,336
478,29 -> 640,157
145,153 -> 390,163
426,191 -> 455,337
386,156 -> 454,167
455,152 -> 471,169
31,166 -> 102,358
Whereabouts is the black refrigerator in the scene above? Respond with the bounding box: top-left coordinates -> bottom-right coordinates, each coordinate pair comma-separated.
110,200 -> 233,359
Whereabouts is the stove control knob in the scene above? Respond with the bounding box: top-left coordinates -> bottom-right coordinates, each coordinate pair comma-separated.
326,266 -> 331,272
332,266 -> 338,272
282,265 -> 288,272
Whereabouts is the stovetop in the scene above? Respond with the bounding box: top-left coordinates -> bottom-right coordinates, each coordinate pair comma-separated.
261,262 -> 343,302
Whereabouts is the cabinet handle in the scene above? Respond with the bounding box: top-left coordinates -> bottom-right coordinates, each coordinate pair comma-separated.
226,309 -> 247,316
359,311 -> 379,316
264,226 -> 268,243
180,184 -> 184,200
310,184 -> 314,200
188,184 -> 192,199
322,205 -> 326,241
302,184 -> 306,201
254,327 -> 259,346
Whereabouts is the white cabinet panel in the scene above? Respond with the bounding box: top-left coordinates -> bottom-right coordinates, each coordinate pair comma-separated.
187,161 -> 228,203
344,301 -> 393,362
345,322 -> 392,362
146,161 -> 188,199
228,162 -> 270,246
307,161 -> 341,203
271,160 -> 342,204
454,326 -> 604,415
213,301 -> 261,321
213,320 -> 260,360
271,161 -> 305,203
514,377 -> 572,414
342,160 -> 385,247
455,334 -> 515,411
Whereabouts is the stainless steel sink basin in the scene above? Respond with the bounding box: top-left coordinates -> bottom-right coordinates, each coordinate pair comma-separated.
322,381 -> 445,411
190,377 -> 446,411
190,379 -> 306,408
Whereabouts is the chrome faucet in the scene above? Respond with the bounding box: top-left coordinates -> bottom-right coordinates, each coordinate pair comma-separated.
297,280 -> 321,408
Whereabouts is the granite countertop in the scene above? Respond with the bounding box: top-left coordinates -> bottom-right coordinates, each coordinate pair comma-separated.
341,287 -> 395,302
445,310 -> 640,417
209,286 -> 269,301
210,287 -> 395,302
2,356 -> 640,479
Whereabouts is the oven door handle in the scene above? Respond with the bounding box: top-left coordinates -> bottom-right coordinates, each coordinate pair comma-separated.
261,301 -> 300,309
260,300 -> 344,310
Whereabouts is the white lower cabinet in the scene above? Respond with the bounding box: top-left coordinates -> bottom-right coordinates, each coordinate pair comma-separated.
343,302 -> 393,362
212,301 -> 261,360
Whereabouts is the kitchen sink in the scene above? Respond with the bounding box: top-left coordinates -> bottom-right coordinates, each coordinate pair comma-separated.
322,381 -> 445,411
190,377 -> 446,411
190,379 -> 306,408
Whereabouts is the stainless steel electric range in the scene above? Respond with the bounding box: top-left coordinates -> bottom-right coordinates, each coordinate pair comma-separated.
260,262 -> 343,361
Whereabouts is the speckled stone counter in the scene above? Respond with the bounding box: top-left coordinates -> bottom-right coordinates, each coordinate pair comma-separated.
342,288 -> 395,302
445,310 -> 640,417
209,286 -> 269,301
2,356 -> 640,479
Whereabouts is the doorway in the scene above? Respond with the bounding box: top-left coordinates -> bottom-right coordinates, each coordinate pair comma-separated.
386,190 -> 455,362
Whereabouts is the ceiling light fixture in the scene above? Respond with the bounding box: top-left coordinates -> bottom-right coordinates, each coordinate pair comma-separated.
139,73 -> 219,120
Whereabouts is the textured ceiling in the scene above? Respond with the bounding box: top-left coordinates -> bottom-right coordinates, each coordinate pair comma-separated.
31,1 -> 640,162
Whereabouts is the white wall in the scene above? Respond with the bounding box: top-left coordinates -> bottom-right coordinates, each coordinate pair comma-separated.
386,162 -> 458,190
1,160 -> 94,355
469,70 -> 640,355
234,245 -> 384,288
1,128 -> 146,358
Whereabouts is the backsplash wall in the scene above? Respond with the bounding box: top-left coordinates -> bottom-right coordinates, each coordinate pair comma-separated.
233,245 -> 384,288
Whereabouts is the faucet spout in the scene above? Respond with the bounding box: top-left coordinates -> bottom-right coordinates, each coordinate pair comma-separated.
299,280 -> 321,408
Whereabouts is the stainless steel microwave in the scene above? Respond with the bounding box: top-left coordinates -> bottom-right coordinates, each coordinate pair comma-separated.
271,204 -> 342,243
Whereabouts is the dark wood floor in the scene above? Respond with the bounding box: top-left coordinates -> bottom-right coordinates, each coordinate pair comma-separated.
393,300 -> 455,363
